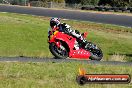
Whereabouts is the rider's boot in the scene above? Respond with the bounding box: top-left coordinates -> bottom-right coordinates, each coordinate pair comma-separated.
74,40 -> 79,50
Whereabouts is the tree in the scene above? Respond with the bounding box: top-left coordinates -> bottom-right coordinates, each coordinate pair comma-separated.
80,0 -> 100,5
99,0 -> 130,7
40,0 -> 64,3
98,0 -> 111,6
65,0 -> 80,4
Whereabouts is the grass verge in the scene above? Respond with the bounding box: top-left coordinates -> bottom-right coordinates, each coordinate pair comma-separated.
0,12 -> 132,61
0,62 -> 132,88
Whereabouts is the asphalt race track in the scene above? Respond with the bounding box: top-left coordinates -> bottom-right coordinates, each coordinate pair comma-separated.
0,57 -> 132,66
0,5 -> 132,27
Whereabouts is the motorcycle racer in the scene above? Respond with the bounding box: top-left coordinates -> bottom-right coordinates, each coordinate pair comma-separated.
50,17 -> 88,49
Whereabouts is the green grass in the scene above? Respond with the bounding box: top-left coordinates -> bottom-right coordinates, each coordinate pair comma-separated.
0,12 -> 132,61
0,12 -> 51,57
0,62 -> 132,88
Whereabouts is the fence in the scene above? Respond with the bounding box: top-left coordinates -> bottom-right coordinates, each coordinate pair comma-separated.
29,1 -> 82,9
0,0 -> 29,6
0,1 -> 82,9
29,1 -> 65,8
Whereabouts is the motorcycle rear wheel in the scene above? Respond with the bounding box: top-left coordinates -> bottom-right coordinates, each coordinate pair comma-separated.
85,42 -> 103,61
49,42 -> 68,59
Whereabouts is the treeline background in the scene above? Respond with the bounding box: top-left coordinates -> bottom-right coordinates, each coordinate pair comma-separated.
65,0 -> 132,7
30,0 -> 132,7
0,0 -> 132,7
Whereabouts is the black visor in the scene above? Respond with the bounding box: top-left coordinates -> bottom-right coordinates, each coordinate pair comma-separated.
50,21 -> 57,27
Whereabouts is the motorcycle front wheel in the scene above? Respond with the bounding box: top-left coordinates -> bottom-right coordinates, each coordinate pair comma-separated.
49,42 -> 68,59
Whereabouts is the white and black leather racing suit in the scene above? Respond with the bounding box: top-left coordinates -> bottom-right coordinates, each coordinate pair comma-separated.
58,23 -> 87,49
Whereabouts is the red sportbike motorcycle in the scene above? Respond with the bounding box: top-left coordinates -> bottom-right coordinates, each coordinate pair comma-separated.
48,29 -> 103,61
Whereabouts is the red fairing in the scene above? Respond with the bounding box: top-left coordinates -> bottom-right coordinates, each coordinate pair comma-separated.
49,32 -> 76,49
49,31 -> 90,59
69,49 -> 91,59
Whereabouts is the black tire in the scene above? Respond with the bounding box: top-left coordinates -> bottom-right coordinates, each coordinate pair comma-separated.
81,7 -> 85,10
113,7 -> 119,12
89,47 -> 103,61
49,42 -> 68,59
85,42 -> 103,61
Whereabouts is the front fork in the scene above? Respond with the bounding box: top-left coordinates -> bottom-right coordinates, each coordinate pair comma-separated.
55,41 -> 61,48
54,41 -> 65,50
